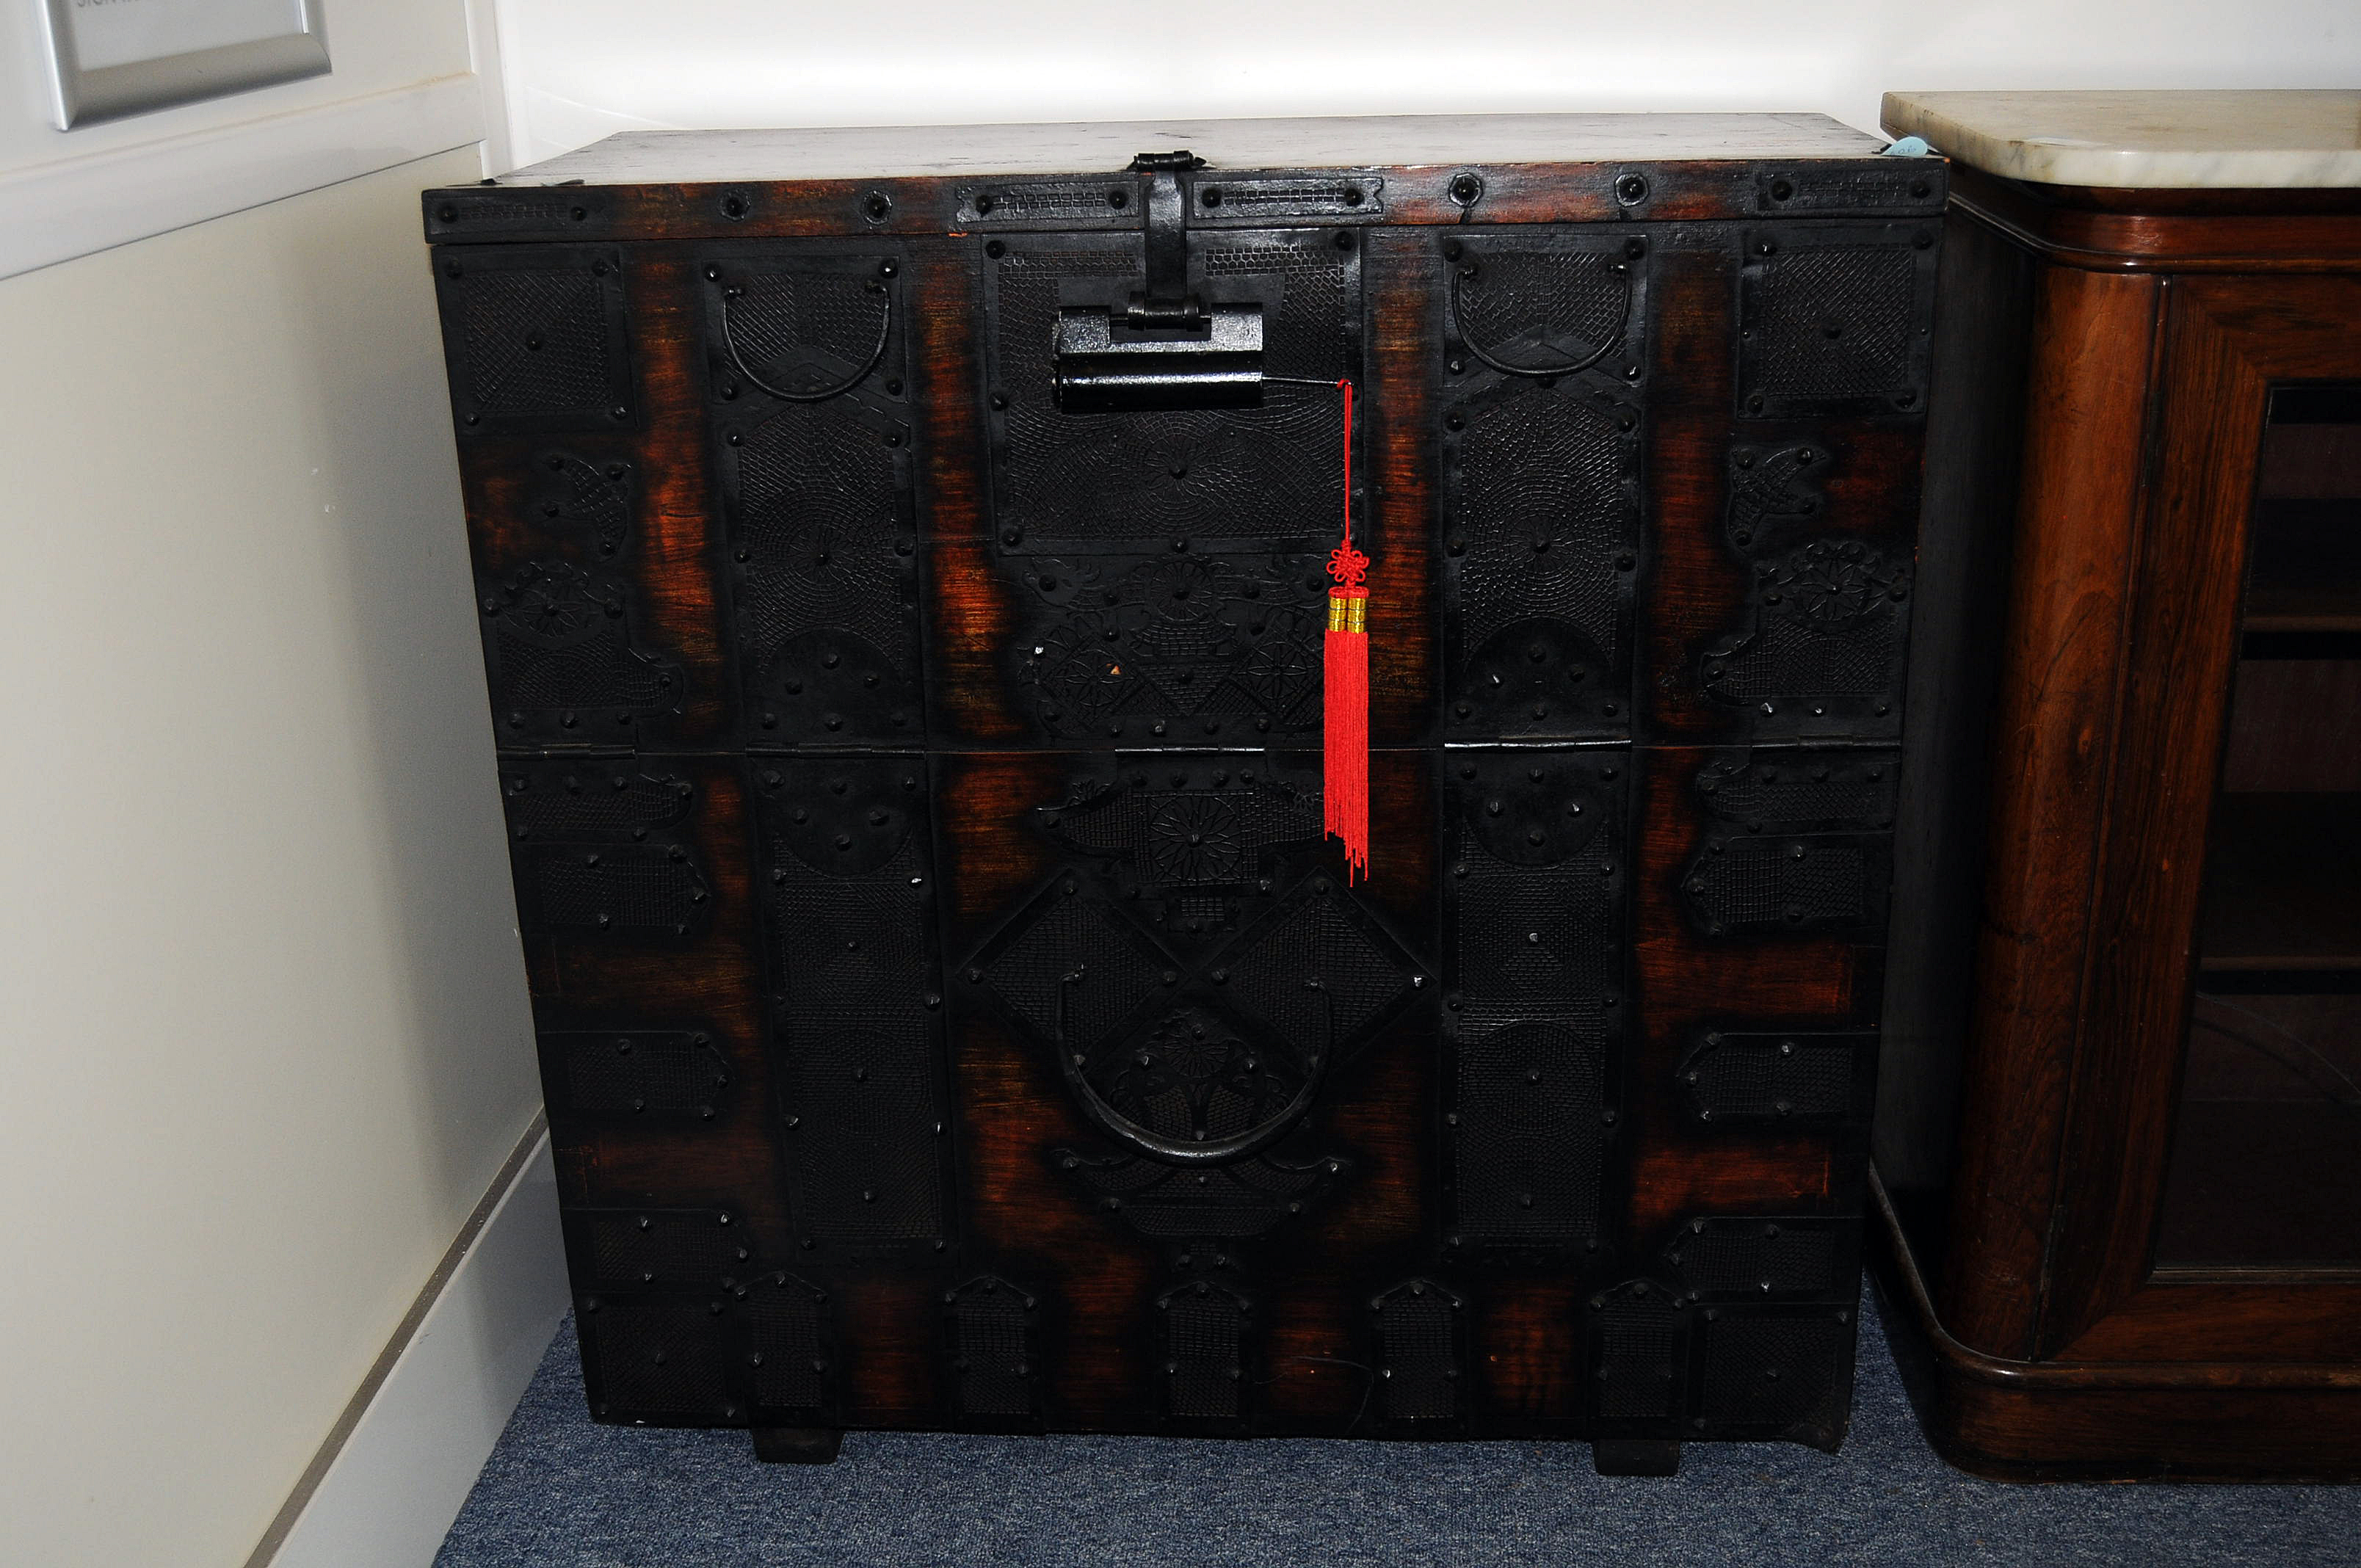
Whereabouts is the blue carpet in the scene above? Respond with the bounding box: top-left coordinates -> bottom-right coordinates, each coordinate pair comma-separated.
436,1285 -> 2356,1567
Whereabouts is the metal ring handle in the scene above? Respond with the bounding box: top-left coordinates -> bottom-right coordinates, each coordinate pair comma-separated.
1446,258 -> 1630,380
719,282 -> 891,403
1053,969 -> 1335,1166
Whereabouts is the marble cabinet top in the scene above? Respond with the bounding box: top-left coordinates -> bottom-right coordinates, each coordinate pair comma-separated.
1881,90 -> 2361,189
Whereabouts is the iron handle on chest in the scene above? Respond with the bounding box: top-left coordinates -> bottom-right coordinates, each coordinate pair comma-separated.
1054,968 -> 1335,1165
714,260 -> 896,403
1051,150 -> 1266,414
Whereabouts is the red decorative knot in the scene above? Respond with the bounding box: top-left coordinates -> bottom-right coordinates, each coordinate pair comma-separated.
1327,542 -> 1369,588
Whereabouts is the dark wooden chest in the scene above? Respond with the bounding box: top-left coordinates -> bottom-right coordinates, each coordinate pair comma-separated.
423,114 -> 1942,1473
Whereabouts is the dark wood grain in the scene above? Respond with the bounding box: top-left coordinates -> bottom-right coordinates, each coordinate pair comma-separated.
1873,1172 -> 2361,1481
1637,242 -> 1743,744
1937,261 -> 2161,1360
1366,228 -> 1440,745
2059,1279 -> 2361,1365
1628,745 -> 1868,1242
1948,166 -> 2361,274
2046,274 -> 2361,1357
628,258 -> 732,744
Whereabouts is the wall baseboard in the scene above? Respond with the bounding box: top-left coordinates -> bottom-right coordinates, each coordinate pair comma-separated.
248,1117 -> 569,1568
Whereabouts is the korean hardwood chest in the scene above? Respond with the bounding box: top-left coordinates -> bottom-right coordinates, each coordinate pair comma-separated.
422,114 -> 1943,1474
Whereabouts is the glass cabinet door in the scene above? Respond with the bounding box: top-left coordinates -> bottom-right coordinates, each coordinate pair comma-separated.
2157,384 -> 2361,1267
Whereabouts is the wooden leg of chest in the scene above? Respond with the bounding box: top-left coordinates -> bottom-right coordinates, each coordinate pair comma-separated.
1592,1439 -> 1682,1476
750,1426 -> 843,1465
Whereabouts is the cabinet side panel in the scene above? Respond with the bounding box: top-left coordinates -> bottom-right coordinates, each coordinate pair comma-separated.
1876,209 -> 2036,1257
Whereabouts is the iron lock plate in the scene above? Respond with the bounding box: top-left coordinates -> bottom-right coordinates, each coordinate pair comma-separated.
1049,151 -> 1269,413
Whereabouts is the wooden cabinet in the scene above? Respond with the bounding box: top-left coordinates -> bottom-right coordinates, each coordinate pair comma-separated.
1878,91 -> 2361,1481
422,114 -> 1944,1471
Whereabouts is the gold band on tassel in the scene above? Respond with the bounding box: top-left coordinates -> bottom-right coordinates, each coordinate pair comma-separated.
1326,592 -> 1368,634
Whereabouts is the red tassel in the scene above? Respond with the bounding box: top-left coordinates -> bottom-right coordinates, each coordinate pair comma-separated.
1324,379 -> 1369,882
1324,587 -> 1369,882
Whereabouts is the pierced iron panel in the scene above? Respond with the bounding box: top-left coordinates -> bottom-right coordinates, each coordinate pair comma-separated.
978,888 -> 1168,1050
547,1029 -> 730,1119
435,246 -> 632,433
504,761 -> 712,941
700,250 -> 918,747
1036,759 -> 1324,957
527,451 -> 634,562
426,188 -> 614,242
1222,885 -> 1417,1048
1441,383 -> 1640,740
701,247 -> 918,749
1700,539 -> 1911,715
1009,553 -> 1329,747
1678,832 -> 1887,940
1445,231 -> 1644,378
1680,1030 -> 1871,1123
982,233 -> 1357,553
949,1276 -> 1037,1418
1697,437 -> 1912,739
754,758 -> 948,1245
970,768 -> 1418,1104
501,763 -> 692,840
960,181 -> 1132,225
972,770 -> 1398,1244
707,253 -> 898,402
1680,738 -> 1894,943
1664,1218 -> 1843,1299
480,559 -> 682,747
521,842 -> 714,940
1194,176 -> 1387,221
574,1208 -> 750,1288
1700,1312 -> 1848,1432
1089,1002 -> 1306,1144
1721,443 -> 1828,558
1451,1020 -> 1606,1245
723,399 -> 918,746
1163,1283 -> 1247,1420
1442,749 -> 1623,1247
1694,747 -> 1899,832
1736,225 -> 1935,418
1374,1282 -> 1462,1420
583,1298 -> 734,1421
743,1272 -> 831,1414
1591,1280 -> 1685,1424
1059,1144 -> 1343,1238
1453,863 -> 1614,1013
1443,749 -> 1622,1011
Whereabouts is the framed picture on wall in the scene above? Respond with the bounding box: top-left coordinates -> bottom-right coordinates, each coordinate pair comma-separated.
40,0 -> 330,128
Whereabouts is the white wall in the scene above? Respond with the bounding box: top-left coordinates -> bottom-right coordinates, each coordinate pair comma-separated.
490,0 -> 2361,168
0,142 -> 543,1568
0,4 -> 549,1562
